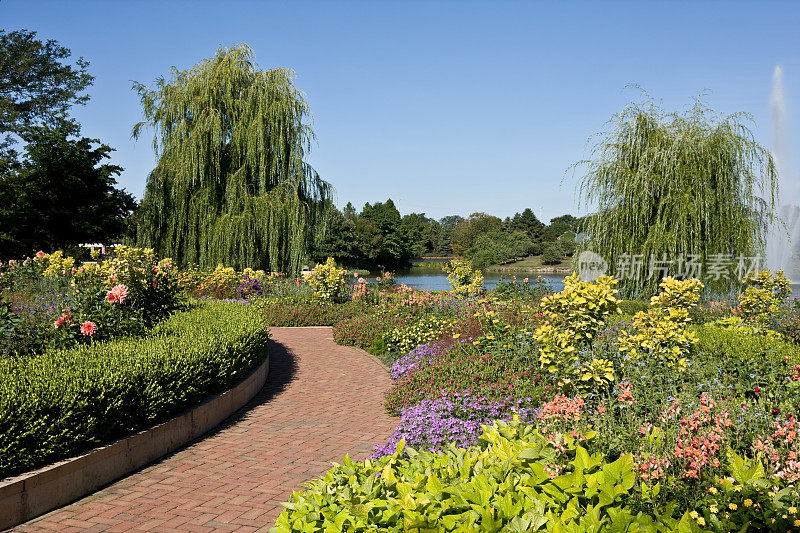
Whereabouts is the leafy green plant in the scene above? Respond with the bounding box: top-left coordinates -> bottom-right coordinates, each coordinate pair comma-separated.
739,269 -> 791,321
272,418 -> 691,532
534,273 -> 620,393
618,307 -> 698,372
650,277 -> 704,312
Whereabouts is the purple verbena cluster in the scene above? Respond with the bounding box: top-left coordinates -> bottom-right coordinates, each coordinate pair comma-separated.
370,392 -> 539,458
237,275 -> 265,299
389,341 -> 448,380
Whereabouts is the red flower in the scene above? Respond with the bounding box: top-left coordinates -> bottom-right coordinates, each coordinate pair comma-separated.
80,321 -> 97,336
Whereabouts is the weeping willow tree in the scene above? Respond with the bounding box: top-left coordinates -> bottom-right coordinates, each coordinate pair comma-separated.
131,44 -> 332,273
575,94 -> 778,296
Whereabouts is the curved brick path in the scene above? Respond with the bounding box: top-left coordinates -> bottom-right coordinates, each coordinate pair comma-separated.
13,327 -> 396,532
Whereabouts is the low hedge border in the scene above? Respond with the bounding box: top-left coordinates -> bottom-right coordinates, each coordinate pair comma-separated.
0,301 -> 271,479
0,349 -> 269,530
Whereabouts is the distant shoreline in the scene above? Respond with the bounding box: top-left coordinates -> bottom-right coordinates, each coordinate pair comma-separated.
484,265 -> 572,274
411,256 -> 572,275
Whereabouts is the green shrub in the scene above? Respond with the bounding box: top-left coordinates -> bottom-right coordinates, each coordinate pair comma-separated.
442,258 -> 483,296
384,314 -> 454,355
304,257 -> 347,301
0,301 -> 270,478
649,276 -> 704,311
695,322 -> 800,366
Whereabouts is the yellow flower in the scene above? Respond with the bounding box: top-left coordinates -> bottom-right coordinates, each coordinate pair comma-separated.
473,341 -> 480,345
728,503 -> 737,511
744,499 -> 752,507
794,519 -> 800,527
734,484 -> 743,492
709,506 -> 718,514
709,487 -> 718,494
696,517 -> 705,526
791,507 -> 798,514
689,511 -> 699,519
486,335 -> 495,340
452,333 -> 461,339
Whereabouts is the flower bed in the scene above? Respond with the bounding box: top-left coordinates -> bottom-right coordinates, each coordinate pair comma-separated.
0,301 -> 270,479
272,264 -> 800,530
274,419 -> 800,531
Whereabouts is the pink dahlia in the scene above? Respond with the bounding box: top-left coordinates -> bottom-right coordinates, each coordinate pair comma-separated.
35,251 -> 45,258
80,321 -> 97,336
105,284 -> 129,304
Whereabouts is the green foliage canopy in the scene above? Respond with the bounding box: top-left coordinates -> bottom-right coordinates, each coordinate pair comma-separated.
132,44 -> 332,272
0,29 -> 92,160
0,125 -> 136,257
576,95 -> 778,296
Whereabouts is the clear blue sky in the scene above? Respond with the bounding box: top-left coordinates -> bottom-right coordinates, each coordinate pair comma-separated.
3,0 -> 799,222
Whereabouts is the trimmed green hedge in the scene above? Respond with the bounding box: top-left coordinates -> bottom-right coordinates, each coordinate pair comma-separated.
0,301 -> 270,479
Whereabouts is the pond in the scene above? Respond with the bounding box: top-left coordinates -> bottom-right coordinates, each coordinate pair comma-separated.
390,268 -> 567,292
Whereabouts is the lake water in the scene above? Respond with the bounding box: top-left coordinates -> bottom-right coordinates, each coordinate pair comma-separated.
391,270 -> 567,292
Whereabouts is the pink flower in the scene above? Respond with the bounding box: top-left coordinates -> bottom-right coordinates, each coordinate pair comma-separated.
54,312 -> 71,329
105,284 -> 129,304
36,251 -> 45,258
80,321 -> 97,336
376,277 -> 381,282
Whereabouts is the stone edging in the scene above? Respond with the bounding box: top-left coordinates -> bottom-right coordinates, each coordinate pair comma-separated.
0,353 -> 270,531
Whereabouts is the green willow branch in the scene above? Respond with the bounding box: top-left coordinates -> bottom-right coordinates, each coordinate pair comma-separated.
573,94 -> 778,297
132,44 -> 333,273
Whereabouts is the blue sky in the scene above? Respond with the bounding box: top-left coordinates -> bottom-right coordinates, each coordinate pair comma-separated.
3,0 -> 799,222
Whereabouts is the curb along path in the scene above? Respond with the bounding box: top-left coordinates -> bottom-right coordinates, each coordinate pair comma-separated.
14,328 -> 397,532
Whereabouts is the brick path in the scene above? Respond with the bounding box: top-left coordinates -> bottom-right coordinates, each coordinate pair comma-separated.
13,327 -> 396,532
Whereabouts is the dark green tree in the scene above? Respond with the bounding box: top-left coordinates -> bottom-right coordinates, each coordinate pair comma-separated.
437,215 -> 464,256
543,214 -> 578,242
358,199 -> 409,268
0,125 -> 136,257
0,29 -> 92,163
311,202 -> 360,265
400,213 -> 437,258
449,213 -> 502,255
510,208 -> 545,241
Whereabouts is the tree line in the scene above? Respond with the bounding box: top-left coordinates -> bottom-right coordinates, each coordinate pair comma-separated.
311,200 -> 580,270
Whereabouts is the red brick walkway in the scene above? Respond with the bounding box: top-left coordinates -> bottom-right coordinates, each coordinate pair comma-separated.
12,327 -> 396,532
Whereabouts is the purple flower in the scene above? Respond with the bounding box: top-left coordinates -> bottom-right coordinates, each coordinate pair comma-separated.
390,341 -> 448,380
370,392 -> 539,458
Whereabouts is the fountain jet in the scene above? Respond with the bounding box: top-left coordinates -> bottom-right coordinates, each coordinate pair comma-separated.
766,65 -> 799,279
